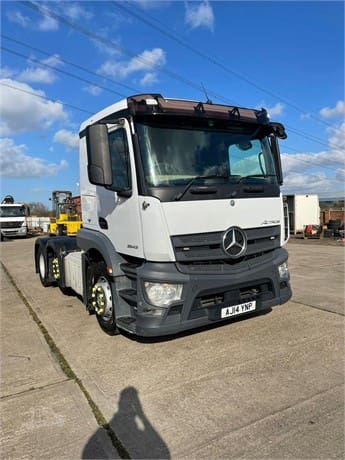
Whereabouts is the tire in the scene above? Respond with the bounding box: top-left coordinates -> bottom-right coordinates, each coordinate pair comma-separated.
37,246 -> 55,287
87,261 -> 119,335
328,220 -> 341,230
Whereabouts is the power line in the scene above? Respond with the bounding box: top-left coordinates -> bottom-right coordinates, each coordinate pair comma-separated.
286,124 -> 344,149
1,82 -> 343,177
0,81 -> 92,114
286,127 -> 329,148
282,145 -> 342,172
21,1 -> 342,151
21,1 -> 238,105
1,34 -> 140,94
5,41 -> 338,152
1,46 -> 127,99
4,3 -> 343,172
114,0 -> 336,129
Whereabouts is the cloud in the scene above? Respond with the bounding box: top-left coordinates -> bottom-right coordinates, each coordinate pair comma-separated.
0,138 -> 68,178
257,101 -> 285,117
63,3 -> 93,21
38,13 -> 59,31
0,67 -> 14,79
133,0 -> 171,9
18,67 -> 56,84
300,112 -> 311,120
185,1 -> 215,31
98,48 -> 166,80
90,29 -> 123,57
7,6 -> 58,31
281,123 -> 345,195
6,10 -> 30,27
53,129 -> 79,150
319,100 -> 345,119
140,72 -> 158,87
18,54 -> 62,84
83,85 -> 103,96
266,102 -> 285,117
0,79 -> 67,135
6,3 -> 92,32
327,122 -> 345,154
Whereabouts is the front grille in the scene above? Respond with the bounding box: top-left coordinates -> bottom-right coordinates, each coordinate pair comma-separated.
192,282 -> 274,313
0,221 -> 24,229
171,226 -> 280,264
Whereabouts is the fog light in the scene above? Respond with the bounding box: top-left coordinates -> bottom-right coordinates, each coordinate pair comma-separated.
142,306 -> 165,317
278,262 -> 289,280
144,282 -> 183,307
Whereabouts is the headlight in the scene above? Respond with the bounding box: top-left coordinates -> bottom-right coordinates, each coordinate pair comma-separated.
278,262 -> 289,280
144,282 -> 183,307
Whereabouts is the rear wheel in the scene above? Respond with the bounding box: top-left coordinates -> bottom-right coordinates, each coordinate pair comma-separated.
88,261 -> 119,335
37,246 -> 55,287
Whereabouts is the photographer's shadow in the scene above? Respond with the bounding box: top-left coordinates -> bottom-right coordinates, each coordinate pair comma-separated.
82,386 -> 170,459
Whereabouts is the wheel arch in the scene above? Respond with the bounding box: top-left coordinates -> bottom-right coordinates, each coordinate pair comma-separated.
35,236 -> 78,274
77,228 -> 126,276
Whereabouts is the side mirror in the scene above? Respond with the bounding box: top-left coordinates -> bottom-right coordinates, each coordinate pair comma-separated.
86,124 -> 112,186
270,136 -> 283,185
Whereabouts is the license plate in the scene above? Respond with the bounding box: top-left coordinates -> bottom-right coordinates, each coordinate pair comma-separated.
221,300 -> 256,318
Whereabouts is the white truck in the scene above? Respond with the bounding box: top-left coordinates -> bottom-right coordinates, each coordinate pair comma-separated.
34,94 -> 292,337
0,195 -> 30,240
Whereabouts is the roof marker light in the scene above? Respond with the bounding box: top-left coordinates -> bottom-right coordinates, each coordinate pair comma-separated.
145,98 -> 158,105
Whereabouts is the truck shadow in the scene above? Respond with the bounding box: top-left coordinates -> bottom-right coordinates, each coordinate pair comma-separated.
82,386 -> 170,459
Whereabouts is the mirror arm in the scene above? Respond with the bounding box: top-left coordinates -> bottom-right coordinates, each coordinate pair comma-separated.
270,136 -> 284,185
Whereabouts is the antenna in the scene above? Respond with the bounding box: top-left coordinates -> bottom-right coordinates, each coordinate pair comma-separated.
201,83 -> 213,104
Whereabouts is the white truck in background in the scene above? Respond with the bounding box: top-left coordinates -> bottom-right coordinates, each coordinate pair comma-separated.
0,195 -> 30,240
35,94 -> 292,337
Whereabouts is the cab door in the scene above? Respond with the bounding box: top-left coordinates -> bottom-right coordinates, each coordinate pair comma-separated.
96,119 -> 144,259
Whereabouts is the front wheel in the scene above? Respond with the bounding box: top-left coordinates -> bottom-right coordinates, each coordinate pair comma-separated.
88,261 -> 119,335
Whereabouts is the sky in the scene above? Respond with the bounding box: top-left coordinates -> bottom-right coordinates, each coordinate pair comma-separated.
1,0 -> 344,208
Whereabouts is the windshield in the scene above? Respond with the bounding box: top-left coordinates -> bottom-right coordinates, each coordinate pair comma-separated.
135,121 -> 277,187
0,206 -> 26,218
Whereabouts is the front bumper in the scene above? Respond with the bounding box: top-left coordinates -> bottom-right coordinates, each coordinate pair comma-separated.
116,248 -> 292,337
1,227 -> 28,238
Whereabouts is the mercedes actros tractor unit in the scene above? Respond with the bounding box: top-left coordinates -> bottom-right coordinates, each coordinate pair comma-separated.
35,94 -> 292,337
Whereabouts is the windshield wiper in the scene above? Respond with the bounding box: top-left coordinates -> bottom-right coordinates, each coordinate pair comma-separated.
237,174 -> 277,183
174,175 -> 230,201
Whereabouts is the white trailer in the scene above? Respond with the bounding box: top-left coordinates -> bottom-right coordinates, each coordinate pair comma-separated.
34,94 -> 292,337
285,194 -> 320,234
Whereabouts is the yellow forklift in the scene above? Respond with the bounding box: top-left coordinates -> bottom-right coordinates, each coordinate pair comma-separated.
49,191 -> 82,236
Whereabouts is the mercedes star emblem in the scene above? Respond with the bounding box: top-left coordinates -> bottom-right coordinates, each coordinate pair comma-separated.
222,227 -> 247,258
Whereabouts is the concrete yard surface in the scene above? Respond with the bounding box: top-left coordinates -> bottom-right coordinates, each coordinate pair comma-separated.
0,237 -> 344,459
0,262 -> 119,460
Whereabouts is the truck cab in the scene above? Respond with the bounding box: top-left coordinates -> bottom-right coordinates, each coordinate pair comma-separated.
35,94 -> 292,337
0,195 -> 30,240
